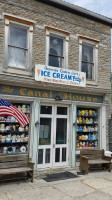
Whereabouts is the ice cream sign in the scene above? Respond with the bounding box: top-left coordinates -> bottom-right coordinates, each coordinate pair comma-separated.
35,65 -> 86,87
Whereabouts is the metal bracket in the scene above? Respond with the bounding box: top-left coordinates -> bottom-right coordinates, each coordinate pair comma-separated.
35,121 -> 40,126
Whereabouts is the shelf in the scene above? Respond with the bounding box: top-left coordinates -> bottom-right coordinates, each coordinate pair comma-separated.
0,121 -> 19,124
77,139 -> 98,142
77,131 -> 97,133
77,147 -> 97,150
77,123 -> 98,125
77,115 -> 97,118
0,131 -> 28,134
0,142 -> 28,145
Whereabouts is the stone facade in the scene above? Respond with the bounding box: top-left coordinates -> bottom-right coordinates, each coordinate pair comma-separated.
0,0 -> 111,151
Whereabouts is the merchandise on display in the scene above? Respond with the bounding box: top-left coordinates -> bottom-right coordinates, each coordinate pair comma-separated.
76,108 -> 98,149
0,103 -> 30,155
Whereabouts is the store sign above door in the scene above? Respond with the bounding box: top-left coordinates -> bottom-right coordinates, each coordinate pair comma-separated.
35,65 -> 86,87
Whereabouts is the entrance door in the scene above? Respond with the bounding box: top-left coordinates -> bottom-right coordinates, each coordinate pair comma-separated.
37,104 -> 69,168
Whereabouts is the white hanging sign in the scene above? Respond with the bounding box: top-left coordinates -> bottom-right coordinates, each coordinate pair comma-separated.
35,65 -> 86,87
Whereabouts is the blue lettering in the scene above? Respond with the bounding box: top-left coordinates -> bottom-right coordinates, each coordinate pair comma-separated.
41,70 -> 44,76
53,73 -> 57,78
48,72 -> 50,77
68,75 -> 72,80
61,74 -> 65,79
57,73 -> 60,79
44,71 -> 48,77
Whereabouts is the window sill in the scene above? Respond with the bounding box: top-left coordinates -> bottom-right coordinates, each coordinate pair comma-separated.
3,68 -> 32,76
86,80 -> 98,86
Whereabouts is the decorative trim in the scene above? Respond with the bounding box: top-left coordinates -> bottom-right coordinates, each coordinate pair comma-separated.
45,25 -> 70,37
3,13 -> 36,26
78,35 -> 100,43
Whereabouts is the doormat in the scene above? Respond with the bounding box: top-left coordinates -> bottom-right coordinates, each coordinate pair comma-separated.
43,171 -> 79,182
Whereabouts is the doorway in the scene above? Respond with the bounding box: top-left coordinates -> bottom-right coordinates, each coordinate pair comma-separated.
37,104 -> 69,168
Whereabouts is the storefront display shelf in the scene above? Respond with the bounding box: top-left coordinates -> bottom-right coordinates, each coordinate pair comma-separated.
77,131 -> 97,133
0,142 -> 28,144
77,115 -> 97,118
0,103 -> 30,155
77,107 -> 98,149
77,139 -> 98,142
0,131 -> 28,134
77,123 -> 98,125
77,147 -> 96,150
0,121 -> 19,124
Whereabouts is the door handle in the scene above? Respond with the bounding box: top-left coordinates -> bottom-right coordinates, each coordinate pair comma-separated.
53,144 -> 55,148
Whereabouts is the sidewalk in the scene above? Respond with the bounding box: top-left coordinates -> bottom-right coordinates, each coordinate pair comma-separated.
0,170 -> 112,200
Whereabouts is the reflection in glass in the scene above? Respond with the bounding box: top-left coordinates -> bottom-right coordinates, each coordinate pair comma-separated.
82,44 -> 93,62
45,149 -> 50,163
9,26 -> 27,48
49,36 -> 63,68
81,63 -> 93,80
56,118 -> 67,144
62,148 -> 66,162
55,148 -> 60,162
38,149 -> 43,164
40,106 -> 52,114
81,44 -> 93,80
39,118 -> 51,145
57,107 -> 67,115
8,47 -> 26,69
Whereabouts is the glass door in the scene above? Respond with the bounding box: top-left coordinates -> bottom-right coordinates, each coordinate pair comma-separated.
37,104 -> 69,168
38,105 -> 53,168
53,106 -> 69,167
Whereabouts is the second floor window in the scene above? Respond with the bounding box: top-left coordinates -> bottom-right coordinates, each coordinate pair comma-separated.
79,37 -> 98,82
46,27 -> 69,69
49,36 -> 64,68
81,44 -> 94,80
4,14 -> 35,74
8,25 -> 28,69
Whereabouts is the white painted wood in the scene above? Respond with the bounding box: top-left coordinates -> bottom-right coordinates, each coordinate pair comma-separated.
71,104 -> 76,167
31,101 -> 40,169
101,105 -> 106,150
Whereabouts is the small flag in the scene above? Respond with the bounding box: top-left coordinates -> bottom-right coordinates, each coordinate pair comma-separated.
0,98 -> 30,127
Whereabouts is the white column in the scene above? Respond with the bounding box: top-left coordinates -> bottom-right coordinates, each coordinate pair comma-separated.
100,105 -> 106,150
30,101 -> 40,169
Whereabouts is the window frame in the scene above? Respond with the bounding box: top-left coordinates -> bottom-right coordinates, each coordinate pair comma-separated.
4,14 -> 35,75
46,27 -> 69,69
79,36 -> 99,82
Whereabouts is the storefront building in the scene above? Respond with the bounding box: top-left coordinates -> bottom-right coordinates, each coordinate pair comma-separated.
0,0 -> 112,170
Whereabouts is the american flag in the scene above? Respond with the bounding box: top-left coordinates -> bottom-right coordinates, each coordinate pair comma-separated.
0,98 -> 30,127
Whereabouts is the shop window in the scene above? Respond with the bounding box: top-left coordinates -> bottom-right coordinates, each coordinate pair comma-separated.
4,14 -> 35,74
79,37 -> 99,82
46,27 -> 69,69
76,107 -> 99,149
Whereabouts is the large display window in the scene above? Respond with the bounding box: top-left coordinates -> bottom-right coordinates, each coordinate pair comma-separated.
0,103 -> 30,154
76,107 -> 98,149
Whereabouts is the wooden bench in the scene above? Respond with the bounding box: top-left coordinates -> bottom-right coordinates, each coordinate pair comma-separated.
0,154 -> 34,182
80,149 -> 111,174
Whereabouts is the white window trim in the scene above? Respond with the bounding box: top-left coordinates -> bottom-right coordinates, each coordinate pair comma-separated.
46,27 -> 69,69
3,14 -> 35,75
79,37 -> 99,83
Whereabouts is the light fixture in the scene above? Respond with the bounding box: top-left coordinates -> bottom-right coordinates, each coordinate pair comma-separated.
55,96 -> 63,101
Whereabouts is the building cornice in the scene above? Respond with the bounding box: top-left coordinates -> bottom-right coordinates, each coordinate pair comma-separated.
38,0 -> 112,27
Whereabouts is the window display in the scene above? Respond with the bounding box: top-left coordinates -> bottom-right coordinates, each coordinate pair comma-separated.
0,103 -> 30,154
76,108 -> 98,149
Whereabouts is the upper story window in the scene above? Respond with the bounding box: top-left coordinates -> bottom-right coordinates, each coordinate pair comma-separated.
4,14 -> 35,75
79,36 -> 99,82
8,25 -> 28,69
46,26 -> 69,69
49,35 -> 64,68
